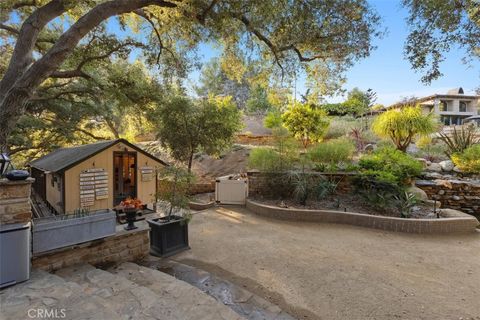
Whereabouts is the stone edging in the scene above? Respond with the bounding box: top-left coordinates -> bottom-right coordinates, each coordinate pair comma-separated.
246,199 -> 479,234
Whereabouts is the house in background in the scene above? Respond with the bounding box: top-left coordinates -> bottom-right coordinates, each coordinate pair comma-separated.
29,139 -> 167,214
388,87 -> 480,125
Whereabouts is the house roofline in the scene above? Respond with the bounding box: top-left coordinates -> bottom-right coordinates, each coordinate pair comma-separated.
388,94 -> 479,109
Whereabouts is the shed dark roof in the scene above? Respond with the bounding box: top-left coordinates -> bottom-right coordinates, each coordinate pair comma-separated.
29,139 -> 167,172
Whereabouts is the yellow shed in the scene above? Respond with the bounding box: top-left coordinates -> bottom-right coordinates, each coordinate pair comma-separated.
29,139 -> 167,214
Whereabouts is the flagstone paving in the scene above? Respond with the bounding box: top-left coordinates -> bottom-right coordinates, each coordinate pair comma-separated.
1,262 -> 244,320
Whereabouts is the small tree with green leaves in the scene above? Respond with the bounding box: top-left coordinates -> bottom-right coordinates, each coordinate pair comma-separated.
157,166 -> 194,222
371,106 -> 438,152
282,101 -> 330,150
155,95 -> 242,172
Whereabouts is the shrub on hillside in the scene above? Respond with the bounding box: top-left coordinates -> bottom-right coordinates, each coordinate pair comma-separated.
358,147 -> 423,184
307,138 -> 355,171
248,147 -> 295,172
324,117 -> 360,139
451,144 -> 480,173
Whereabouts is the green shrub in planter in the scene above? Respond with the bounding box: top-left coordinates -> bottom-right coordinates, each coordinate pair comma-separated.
358,147 -> 423,184
451,144 -> 480,173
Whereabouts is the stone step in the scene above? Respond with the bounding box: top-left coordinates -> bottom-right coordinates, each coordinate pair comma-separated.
55,264 -> 180,320
141,259 -> 295,320
108,262 -> 244,320
0,269 -> 120,320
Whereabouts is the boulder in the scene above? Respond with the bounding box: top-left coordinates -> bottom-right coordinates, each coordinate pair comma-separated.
427,163 -> 442,172
453,166 -> 463,173
423,199 -> 441,209
415,158 -> 429,169
439,208 -> 468,218
439,160 -> 454,172
407,185 -> 429,201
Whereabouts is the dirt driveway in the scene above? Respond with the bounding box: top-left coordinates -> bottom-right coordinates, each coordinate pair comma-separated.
173,206 -> 480,320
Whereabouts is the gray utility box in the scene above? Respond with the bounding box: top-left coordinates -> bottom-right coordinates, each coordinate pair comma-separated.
0,222 -> 31,288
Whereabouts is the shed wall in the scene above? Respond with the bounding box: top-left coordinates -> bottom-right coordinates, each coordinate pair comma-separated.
64,142 -> 164,213
45,172 -> 63,213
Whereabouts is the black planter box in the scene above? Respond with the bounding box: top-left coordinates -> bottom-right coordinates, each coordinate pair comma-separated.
147,215 -> 189,257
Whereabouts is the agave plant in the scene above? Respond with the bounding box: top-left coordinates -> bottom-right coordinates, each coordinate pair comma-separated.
438,124 -> 480,157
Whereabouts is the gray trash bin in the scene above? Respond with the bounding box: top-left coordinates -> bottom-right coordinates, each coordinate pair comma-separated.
0,222 -> 30,288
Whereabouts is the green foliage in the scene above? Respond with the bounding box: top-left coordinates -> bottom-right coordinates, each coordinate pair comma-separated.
413,137 -> 448,162
246,86 -> 273,114
290,171 -> 310,205
264,110 -> 283,129
9,56 -> 163,166
358,147 -> 423,184
157,166 -> 194,221
248,148 -> 283,172
438,124 -> 480,157
324,116 -> 361,139
282,101 -> 330,149
402,0 -> 479,83
353,174 -> 405,212
312,178 -> 338,200
320,88 -> 376,116
371,106 -> 438,152
155,95 -> 242,171
394,191 -> 418,218
307,138 -> 355,171
195,57 -> 250,108
451,144 -> 480,173
289,172 -> 338,205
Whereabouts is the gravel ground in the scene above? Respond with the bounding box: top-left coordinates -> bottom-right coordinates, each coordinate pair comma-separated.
174,206 -> 480,320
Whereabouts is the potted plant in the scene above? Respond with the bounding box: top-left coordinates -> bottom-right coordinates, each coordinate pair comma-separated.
147,166 -> 193,257
119,197 -> 143,230
32,208 -> 116,254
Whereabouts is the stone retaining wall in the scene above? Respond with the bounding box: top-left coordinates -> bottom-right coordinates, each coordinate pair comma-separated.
416,179 -> 480,219
158,180 -> 215,196
247,171 -> 354,198
0,178 -> 34,225
246,199 -> 479,234
32,225 -> 150,272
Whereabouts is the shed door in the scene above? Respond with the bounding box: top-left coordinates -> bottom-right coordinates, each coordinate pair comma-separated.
215,179 -> 248,205
113,152 -> 137,205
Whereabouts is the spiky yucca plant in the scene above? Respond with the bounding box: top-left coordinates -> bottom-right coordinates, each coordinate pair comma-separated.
438,124 -> 480,157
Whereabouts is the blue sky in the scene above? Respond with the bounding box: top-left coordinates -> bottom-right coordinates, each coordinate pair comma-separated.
186,0 -> 479,106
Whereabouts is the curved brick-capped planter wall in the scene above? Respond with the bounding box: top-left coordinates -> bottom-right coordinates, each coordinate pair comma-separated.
246,199 -> 479,234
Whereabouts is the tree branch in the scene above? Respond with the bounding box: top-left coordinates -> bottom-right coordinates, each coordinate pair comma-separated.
134,9 -> 164,63
74,127 -> 110,140
236,15 -> 284,74
196,0 -> 219,23
0,0 -> 67,100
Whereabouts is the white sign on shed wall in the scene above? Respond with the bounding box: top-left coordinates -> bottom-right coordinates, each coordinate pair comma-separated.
215,175 -> 248,205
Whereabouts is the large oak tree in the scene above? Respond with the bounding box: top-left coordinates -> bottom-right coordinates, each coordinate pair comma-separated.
0,0 -> 382,152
